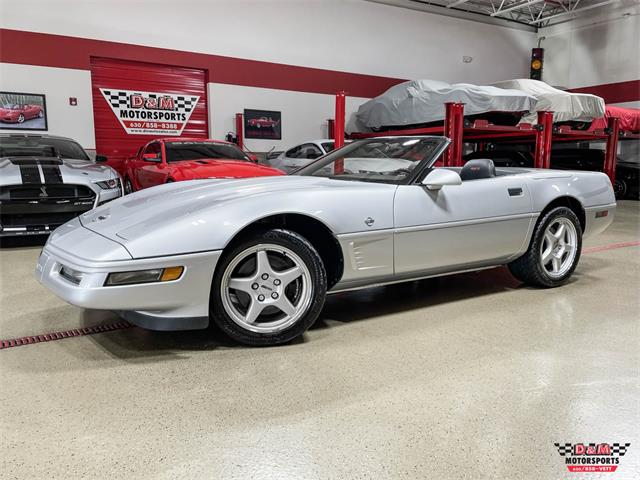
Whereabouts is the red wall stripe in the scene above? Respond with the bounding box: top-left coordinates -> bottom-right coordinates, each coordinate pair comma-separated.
3,29 -> 639,104
0,28 -> 405,98
568,80 -> 640,105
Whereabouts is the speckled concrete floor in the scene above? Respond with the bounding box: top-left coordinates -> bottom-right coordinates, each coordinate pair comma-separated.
1,201 -> 638,479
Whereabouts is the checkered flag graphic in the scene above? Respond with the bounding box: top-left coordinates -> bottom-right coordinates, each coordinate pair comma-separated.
102,90 -> 129,108
554,443 -> 573,456
174,96 -> 198,110
611,443 -> 630,456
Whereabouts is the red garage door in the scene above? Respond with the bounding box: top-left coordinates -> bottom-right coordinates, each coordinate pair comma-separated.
91,57 -> 208,174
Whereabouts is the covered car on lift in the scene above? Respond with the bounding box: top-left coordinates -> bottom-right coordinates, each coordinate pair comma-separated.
351,79 -> 537,132
492,79 -> 605,128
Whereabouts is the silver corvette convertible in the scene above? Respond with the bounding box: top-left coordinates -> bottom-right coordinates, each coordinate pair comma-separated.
0,134 -> 122,236
36,136 -> 615,345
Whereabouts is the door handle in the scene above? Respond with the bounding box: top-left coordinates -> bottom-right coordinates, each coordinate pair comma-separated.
508,187 -> 523,197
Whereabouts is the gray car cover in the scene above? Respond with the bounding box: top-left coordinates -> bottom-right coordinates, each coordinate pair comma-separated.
353,79 -> 537,130
491,79 -> 605,124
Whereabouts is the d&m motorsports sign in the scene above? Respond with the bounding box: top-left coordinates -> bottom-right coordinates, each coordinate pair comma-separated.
100,89 -> 199,136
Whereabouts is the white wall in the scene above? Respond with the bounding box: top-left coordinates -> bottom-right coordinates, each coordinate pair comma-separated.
0,0 -> 536,150
0,0 -> 534,84
539,3 -> 640,90
209,84 -> 369,151
0,63 -> 96,147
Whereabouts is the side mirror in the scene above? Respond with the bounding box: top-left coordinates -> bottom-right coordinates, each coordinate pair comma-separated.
142,152 -> 160,162
247,154 -> 259,163
95,154 -> 108,163
422,169 -> 462,191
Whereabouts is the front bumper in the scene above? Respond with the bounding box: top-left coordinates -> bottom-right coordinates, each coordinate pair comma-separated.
36,232 -> 222,330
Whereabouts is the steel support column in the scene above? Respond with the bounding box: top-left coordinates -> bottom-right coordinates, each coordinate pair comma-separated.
534,111 -> 554,169
334,91 -> 346,148
235,113 -> 244,150
334,92 -> 346,174
443,102 -> 464,167
604,117 -> 620,186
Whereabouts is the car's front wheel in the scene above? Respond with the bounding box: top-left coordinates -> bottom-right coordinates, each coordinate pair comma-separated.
123,177 -> 134,194
17,114 -> 24,123
508,206 -> 582,287
210,229 -> 327,346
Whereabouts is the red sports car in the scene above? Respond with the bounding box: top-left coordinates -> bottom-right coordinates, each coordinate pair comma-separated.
0,103 -> 44,123
122,138 -> 284,193
247,117 -> 279,128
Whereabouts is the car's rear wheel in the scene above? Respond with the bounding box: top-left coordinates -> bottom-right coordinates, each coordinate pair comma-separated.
210,229 -> 327,346
17,114 -> 24,123
613,179 -> 627,199
508,206 -> 582,287
123,177 -> 134,194
38,110 -> 44,118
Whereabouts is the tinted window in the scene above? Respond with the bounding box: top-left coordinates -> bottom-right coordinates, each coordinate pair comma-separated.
321,142 -> 335,153
143,142 -> 161,158
299,143 -> 323,159
165,142 -> 248,162
285,145 -> 302,158
0,136 -> 89,160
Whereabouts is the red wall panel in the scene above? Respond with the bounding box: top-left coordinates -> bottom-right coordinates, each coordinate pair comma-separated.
90,57 -> 208,171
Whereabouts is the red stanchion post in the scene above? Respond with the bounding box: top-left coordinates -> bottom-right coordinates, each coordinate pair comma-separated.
443,102 -> 464,167
334,91 -> 346,174
534,111 -> 554,169
235,113 -> 243,150
604,117 -> 620,186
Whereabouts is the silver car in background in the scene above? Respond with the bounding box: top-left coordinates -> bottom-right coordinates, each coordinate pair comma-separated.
0,134 -> 122,236
36,136 -> 615,346
269,139 -> 351,173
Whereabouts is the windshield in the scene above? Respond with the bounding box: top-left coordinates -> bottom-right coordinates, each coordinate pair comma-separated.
165,142 -> 249,162
0,136 -> 90,160
294,137 -> 447,184
2,104 -> 19,110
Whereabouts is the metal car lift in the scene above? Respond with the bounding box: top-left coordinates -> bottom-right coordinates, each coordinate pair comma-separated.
333,92 -> 626,185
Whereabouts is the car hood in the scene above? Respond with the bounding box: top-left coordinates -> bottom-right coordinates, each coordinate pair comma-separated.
80,175 -> 397,258
0,108 -> 18,114
0,156 -> 117,186
169,159 -> 283,179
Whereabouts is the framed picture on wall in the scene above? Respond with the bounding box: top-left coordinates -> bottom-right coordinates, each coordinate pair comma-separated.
244,109 -> 281,140
0,92 -> 48,131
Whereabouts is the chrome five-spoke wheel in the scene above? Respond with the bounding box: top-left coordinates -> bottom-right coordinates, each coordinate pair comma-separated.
211,229 -> 327,345
221,244 -> 313,333
540,218 -> 577,278
508,206 -> 582,287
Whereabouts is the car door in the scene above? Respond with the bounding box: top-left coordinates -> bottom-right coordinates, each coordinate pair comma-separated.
393,170 -> 534,276
135,142 -> 166,189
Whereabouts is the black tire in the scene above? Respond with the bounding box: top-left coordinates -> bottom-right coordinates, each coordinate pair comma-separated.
508,206 -> 582,288
38,110 -> 44,118
123,177 -> 134,195
614,179 -> 627,199
166,178 -> 174,183
210,228 -> 327,346
17,114 -> 24,123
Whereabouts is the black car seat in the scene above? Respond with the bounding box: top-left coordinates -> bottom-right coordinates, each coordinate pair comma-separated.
460,159 -> 496,181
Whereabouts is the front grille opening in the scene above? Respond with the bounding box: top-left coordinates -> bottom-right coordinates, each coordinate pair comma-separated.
59,265 -> 84,285
0,212 -> 83,228
0,184 -> 96,201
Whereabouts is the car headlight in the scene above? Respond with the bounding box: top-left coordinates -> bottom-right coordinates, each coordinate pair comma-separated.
95,179 -> 119,190
105,266 -> 184,286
